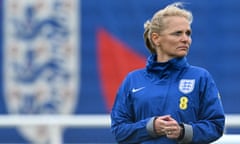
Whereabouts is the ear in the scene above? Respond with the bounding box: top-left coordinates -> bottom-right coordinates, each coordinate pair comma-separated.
151,32 -> 160,46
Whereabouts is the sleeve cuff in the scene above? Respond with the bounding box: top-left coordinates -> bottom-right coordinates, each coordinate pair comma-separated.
146,117 -> 158,138
178,123 -> 193,144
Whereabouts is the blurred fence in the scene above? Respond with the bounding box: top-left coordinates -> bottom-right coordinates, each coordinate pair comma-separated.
0,114 -> 239,143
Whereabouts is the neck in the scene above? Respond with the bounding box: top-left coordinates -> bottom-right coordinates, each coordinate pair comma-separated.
157,55 -> 172,63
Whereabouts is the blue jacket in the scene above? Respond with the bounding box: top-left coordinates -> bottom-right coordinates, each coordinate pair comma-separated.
111,55 -> 225,144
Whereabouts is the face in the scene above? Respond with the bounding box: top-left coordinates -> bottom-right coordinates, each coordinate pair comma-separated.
152,16 -> 192,62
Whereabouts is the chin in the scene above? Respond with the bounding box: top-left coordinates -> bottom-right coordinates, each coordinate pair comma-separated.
178,51 -> 188,57
177,53 -> 187,57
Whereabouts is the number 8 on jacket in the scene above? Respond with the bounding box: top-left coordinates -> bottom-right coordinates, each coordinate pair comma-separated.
179,96 -> 188,110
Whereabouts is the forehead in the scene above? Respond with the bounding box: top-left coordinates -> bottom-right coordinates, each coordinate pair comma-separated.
163,16 -> 191,31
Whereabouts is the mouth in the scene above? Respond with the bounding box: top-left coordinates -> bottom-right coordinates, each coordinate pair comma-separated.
177,46 -> 189,50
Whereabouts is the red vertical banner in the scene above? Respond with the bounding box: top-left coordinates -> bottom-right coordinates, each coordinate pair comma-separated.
97,28 -> 146,111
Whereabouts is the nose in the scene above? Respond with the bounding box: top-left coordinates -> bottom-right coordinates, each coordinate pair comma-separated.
181,33 -> 191,43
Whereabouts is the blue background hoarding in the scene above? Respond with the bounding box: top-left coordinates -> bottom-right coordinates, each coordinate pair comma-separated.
0,0 -> 240,143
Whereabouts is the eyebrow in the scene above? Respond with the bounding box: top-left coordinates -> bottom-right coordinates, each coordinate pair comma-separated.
169,29 -> 192,35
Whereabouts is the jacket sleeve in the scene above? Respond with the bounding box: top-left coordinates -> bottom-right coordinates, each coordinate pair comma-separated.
110,76 -> 155,143
190,72 -> 225,143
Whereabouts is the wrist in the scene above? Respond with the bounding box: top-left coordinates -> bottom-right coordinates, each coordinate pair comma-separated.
177,123 -> 185,140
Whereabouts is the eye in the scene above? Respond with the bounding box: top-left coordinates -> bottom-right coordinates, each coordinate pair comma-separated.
170,30 -> 191,37
171,31 -> 182,36
186,30 -> 191,36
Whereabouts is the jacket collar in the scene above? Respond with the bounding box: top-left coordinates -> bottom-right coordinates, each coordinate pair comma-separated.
146,54 -> 189,73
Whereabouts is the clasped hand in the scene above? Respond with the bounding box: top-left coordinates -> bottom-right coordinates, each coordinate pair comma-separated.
154,115 -> 182,139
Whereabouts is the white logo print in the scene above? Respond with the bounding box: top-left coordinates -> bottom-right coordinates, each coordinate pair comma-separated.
132,87 -> 145,93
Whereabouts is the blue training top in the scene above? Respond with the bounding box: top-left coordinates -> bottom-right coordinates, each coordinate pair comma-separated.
111,54 -> 225,144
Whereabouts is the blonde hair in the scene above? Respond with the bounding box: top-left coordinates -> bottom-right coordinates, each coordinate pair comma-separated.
143,2 -> 193,54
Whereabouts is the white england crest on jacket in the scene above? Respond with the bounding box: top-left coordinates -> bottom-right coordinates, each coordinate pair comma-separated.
179,79 -> 195,94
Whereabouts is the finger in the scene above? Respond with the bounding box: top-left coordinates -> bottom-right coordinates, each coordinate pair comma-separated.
158,115 -> 171,120
166,130 -> 178,139
166,116 -> 175,121
164,125 -> 179,135
167,131 -> 172,135
165,125 -> 182,139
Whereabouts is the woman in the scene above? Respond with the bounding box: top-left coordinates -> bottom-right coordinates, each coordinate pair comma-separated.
110,2 -> 225,144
